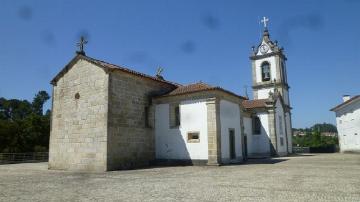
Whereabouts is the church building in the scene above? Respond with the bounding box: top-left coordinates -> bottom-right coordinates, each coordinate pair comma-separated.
49,20 -> 293,171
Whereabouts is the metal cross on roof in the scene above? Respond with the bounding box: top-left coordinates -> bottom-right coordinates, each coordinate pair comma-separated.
156,67 -> 164,76
156,66 -> 165,80
261,16 -> 269,28
76,36 -> 88,54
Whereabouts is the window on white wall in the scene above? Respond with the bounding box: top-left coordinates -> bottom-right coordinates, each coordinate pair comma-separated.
280,137 -> 284,146
175,106 -> 180,126
261,61 -> 271,81
279,116 -> 283,135
252,116 -> 261,135
170,104 -> 180,128
187,132 -> 200,143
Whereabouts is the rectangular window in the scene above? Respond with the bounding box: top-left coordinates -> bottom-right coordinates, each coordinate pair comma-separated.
229,129 -> 236,159
252,116 -> 261,135
175,106 -> 180,126
187,132 -> 200,143
279,116 -> 283,135
261,62 -> 271,82
280,137 -> 284,146
170,104 -> 180,128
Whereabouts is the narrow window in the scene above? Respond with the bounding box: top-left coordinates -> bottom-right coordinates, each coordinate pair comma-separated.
281,60 -> 287,84
253,116 -> 261,135
279,116 -> 283,135
229,129 -> 236,159
261,62 -> 271,81
187,132 -> 200,143
175,106 -> 180,126
170,104 -> 180,128
280,137 -> 284,146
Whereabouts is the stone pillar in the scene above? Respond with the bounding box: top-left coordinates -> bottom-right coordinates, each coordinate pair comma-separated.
206,98 -> 222,165
284,112 -> 289,154
268,109 -> 277,156
239,113 -> 247,161
287,112 -> 293,153
251,61 -> 258,99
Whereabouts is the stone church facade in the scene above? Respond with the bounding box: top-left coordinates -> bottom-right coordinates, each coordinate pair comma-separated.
49,27 -> 293,171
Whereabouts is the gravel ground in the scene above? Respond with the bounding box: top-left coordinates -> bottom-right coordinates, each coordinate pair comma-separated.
0,153 -> 359,202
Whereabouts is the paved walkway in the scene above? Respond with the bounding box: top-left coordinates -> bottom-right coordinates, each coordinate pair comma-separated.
0,153 -> 359,201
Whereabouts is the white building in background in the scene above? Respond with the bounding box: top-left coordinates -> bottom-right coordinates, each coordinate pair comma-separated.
49,19 -> 293,171
331,95 -> 360,153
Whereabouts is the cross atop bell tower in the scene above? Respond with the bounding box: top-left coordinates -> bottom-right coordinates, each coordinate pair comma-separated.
261,16 -> 269,29
249,18 -> 291,108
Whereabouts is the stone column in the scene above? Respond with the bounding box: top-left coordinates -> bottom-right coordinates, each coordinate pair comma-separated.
239,113 -> 247,161
287,111 -> 293,153
268,109 -> 278,156
284,112 -> 289,154
251,61 -> 258,99
206,98 -> 222,165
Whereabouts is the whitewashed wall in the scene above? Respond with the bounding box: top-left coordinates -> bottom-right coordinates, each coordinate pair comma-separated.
245,112 -> 270,156
257,87 -> 273,100
275,100 -> 287,155
155,99 -> 208,160
219,100 -> 242,163
335,100 -> 360,152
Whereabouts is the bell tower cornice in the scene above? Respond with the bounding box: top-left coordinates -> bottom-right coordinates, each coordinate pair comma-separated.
251,28 -> 286,58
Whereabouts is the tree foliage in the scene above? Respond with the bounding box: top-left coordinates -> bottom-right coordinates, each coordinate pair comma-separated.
293,123 -> 338,147
293,122 -> 338,133
0,91 -> 50,152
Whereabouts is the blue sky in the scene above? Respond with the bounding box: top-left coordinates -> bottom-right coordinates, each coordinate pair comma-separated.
0,0 -> 359,128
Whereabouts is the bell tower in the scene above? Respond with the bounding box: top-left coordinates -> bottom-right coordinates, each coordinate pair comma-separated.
250,18 -> 290,107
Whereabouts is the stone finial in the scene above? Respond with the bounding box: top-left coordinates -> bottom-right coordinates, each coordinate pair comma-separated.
343,95 -> 351,102
244,85 -> 249,99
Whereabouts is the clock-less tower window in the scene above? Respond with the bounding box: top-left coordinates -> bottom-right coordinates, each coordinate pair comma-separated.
261,61 -> 271,81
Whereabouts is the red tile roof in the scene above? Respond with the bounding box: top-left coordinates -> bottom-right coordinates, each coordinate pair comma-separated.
161,82 -> 247,99
51,55 -> 248,100
242,99 -> 270,109
167,82 -> 213,95
51,54 -> 180,87
330,95 -> 360,111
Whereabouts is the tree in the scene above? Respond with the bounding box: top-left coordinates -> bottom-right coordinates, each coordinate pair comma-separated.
292,123 -> 339,148
0,91 -> 51,152
311,123 -> 337,133
32,91 -> 50,115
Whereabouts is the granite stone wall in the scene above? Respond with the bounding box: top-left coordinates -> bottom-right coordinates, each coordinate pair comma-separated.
49,59 -> 109,171
107,71 -> 175,170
